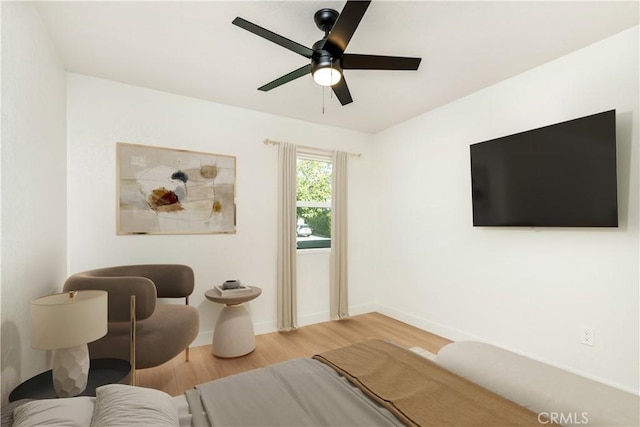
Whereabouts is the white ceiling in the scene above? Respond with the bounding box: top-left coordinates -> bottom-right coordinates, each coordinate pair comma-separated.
35,1 -> 639,134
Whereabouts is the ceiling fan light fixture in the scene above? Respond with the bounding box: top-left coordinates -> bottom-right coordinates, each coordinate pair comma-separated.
313,66 -> 342,86
312,53 -> 342,86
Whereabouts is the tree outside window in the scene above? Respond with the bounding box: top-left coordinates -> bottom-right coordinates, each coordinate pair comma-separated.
296,157 -> 331,249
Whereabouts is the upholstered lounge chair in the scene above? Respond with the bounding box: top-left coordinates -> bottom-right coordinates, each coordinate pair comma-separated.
63,265 -> 199,380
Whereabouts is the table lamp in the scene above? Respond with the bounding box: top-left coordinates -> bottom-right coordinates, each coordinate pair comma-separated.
31,290 -> 108,397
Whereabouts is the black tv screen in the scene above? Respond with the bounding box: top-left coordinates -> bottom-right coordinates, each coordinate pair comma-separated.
470,110 -> 618,227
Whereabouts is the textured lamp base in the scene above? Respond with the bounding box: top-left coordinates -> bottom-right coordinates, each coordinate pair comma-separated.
53,344 -> 89,397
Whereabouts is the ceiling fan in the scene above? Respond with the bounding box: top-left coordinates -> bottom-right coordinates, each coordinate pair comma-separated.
232,0 -> 421,106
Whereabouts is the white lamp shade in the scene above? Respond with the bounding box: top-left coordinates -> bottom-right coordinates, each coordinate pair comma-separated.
31,290 -> 108,350
313,67 -> 342,86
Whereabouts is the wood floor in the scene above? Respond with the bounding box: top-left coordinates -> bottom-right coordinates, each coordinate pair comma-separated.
136,312 -> 451,397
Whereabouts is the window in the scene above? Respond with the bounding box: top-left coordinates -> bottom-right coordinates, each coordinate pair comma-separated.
296,155 -> 332,249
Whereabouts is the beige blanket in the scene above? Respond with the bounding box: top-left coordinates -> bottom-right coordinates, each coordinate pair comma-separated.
314,339 -> 544,427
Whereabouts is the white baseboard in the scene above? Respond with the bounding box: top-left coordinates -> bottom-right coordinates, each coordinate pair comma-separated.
375,305 -> 482,343
192,303 -> 379,347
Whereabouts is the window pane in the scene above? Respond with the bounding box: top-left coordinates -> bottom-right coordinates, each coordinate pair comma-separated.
297,159 -> 332,203
296,207 -> 331,249
296,157 -> 331,250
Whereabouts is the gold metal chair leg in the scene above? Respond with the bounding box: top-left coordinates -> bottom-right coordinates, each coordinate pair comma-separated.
130,295 -> 136,386
184,296 -> 190,362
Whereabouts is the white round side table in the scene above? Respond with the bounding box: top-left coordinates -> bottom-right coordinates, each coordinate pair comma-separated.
204,286 -> 262,358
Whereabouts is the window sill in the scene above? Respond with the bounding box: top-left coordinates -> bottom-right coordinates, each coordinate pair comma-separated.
297,248 -> 331,255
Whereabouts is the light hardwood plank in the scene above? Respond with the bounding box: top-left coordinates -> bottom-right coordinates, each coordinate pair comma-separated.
135,312 -> 451,396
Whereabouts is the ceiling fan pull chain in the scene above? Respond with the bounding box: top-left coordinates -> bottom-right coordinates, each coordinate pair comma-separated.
322,86 -> 325,114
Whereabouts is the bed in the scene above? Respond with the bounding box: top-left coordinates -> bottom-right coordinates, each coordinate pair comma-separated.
6,339 -> 544,427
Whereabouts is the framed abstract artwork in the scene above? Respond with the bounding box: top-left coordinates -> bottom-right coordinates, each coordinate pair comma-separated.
117,142 -> 236,235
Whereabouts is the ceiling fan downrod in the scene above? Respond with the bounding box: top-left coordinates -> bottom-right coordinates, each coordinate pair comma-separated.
314,8 -> 339,38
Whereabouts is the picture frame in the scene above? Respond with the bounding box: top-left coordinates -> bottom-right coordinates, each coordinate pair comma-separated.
117,142 -> 236,235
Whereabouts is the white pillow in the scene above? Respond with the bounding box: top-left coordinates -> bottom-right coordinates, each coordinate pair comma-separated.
13,396 -> 95,427
90,384 -> 179,426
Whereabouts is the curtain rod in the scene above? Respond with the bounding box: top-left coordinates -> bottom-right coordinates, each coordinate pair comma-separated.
263,139 -> 362,158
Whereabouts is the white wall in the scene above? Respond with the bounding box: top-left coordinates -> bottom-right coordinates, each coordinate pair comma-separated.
0,2 -> 68,403
66,74 -> 378,345
373,27 -> 639,392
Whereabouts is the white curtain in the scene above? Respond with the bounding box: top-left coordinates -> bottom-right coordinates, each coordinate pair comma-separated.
330,151 -> 349,320
277,142 -> 298,331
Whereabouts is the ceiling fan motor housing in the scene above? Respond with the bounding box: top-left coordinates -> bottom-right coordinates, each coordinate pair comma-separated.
312,50 -> 342,74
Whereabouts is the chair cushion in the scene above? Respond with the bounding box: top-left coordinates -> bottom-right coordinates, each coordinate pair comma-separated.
89,304 -> 199,369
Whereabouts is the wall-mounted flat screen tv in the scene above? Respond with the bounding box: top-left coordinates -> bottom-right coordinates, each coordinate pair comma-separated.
470,110 -> 618,227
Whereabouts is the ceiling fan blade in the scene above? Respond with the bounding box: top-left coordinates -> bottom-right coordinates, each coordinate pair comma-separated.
258,64 -> 312,92
324,0 -> 371,54
232,17 -> 313,58
332,77 -> 353,106
342,54 -> 421,70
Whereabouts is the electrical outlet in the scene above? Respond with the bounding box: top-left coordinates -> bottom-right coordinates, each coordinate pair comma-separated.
580,327 -> 594,346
